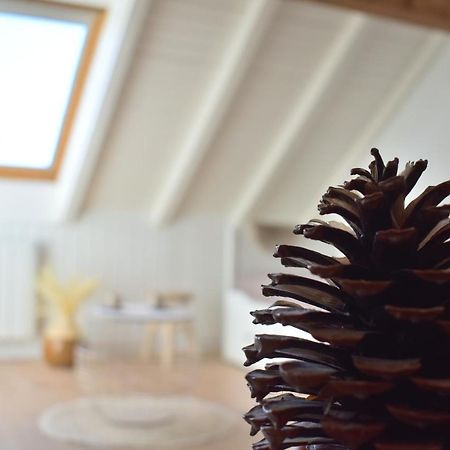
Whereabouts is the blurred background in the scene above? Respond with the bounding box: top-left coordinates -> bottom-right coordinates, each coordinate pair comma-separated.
1,0 -> 450,449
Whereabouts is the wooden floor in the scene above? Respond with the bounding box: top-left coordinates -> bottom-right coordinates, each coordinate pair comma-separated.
0,359 -> 255,450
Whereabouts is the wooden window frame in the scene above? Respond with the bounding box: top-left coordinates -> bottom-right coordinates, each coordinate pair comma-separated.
0,0 -> 106,181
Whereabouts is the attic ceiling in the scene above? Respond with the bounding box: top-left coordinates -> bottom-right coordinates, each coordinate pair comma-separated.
83,0 -> 450,226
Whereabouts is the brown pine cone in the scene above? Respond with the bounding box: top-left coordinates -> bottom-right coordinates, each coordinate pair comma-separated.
244,149 -> 450,450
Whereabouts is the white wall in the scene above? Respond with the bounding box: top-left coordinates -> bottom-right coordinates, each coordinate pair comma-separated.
355,41 -> 450,191
0,212 -> 226,353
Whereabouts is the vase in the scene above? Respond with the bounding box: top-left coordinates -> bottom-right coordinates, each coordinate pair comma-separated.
43,334 -> 76,367
43,313 -> 77,367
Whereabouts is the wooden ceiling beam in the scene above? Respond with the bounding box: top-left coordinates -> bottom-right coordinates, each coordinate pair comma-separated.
304,0 -> 450,33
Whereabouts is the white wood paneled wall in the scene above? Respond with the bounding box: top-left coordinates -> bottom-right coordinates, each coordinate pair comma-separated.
0,212 -> 226,352
48,214 -> 191,299
0,238 -> 36,339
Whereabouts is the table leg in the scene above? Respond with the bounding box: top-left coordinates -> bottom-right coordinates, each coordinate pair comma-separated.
179,321 -> 197,357
160,321 -> 175,367
140,322 -> 157,361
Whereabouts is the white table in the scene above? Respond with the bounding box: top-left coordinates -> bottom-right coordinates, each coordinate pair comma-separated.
88,303 -> 196,365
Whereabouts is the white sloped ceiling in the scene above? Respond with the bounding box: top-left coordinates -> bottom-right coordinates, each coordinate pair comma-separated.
250,15 -> 440,225
83,0 -> 449,226
86,0 -> 248,212
179,0 -> 351,218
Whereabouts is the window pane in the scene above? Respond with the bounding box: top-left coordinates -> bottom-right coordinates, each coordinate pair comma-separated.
0,13 -> 88,169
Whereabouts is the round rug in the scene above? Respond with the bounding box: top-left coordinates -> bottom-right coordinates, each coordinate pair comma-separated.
39,395 -> 239,448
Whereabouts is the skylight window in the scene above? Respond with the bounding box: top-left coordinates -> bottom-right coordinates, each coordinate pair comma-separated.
0,1 -> 104,179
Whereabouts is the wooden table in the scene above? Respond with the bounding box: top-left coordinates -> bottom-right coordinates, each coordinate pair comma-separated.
88,303 -> 197,365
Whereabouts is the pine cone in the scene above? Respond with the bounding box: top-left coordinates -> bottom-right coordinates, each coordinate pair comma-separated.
243,149 -> 450,450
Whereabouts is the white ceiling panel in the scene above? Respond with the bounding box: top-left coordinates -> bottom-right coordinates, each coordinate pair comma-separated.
179,1 -> 350,217
82,0 -> 446,227
250,16 -> 433,224
86,0 -> 246,211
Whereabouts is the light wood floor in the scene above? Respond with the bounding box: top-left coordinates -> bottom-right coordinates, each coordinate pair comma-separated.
0,359 -> 255,450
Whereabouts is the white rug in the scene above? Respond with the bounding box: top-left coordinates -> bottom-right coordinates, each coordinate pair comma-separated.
39,395 -> 239,448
